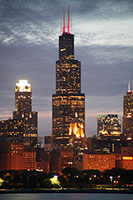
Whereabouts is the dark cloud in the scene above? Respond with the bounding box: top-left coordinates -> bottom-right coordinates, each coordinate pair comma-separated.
76,45 -> 133,97
0,0 -> 133,136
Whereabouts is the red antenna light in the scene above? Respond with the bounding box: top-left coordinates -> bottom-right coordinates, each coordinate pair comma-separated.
63,10 -> 65,33
67,6 -> 70,34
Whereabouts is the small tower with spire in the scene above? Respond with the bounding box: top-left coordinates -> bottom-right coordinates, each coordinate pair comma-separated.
128,80 -> 131,92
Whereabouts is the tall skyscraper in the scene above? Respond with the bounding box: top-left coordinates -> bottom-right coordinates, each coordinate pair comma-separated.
97,114 -> 121,139
13,80 -> 38,139
123,81 -> 133,139
52,10 -> 85,147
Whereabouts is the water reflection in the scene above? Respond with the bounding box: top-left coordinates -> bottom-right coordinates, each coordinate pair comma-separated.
0,193 -> 133,200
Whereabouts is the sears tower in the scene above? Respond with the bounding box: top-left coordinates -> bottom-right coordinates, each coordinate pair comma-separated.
52,9 -> 85,147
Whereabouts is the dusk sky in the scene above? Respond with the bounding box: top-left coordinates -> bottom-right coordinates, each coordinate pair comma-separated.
0,0 -> 133,137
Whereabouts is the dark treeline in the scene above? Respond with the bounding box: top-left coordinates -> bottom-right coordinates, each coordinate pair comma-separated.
0,168 -> 133,189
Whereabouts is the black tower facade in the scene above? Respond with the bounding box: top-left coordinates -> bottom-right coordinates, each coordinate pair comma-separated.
52,10 -> 85,147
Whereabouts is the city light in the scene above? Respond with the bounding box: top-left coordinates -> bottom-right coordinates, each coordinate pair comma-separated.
16,80 -> 31,92
0,6 -> 133,191
123,156 -> 133,160
50,175 -> 61,187
0,178 -> 4,187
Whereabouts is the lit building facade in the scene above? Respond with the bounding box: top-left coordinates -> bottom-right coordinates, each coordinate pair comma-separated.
82,153 -> 116,172
123,81 -> 133,139
69,114 -> 85,163
120,156 -> 133,170
69,113 -> 85,140
97,114 -> 121,139
0,137 -> 37,171
0,119 -> 24,136
52,10 -> 85,146
86,137 -> 127,153
23,151 -> 37,170
0,139 -> 24,170
13,80 -> 38,140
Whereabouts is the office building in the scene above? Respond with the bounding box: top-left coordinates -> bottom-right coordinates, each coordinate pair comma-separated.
52,9 -> 85,147
97,114 -> 121,139
0,137 -> 37,171
123,81 -> 133,139
0,118 -> 24,136
82,153 -> 116,172
50,148 -> 74,173
0,138 -> 24,170
13,80 -> 37,138
0,80 -> 38,149
23,151 -> 36,170
86,137 -> 127,153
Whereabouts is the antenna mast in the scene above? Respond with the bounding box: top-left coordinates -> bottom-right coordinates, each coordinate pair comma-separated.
67,6 -> 70,34
63,10 -> 65,33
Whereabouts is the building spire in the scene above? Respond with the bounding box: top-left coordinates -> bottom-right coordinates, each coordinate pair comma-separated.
128,80 -> 131,92
63,10 -> 65,33
67,6 -> 70,34
75,113 -> 78,118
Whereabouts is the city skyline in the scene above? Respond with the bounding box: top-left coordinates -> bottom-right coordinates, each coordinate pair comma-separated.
0,0 -> 133,137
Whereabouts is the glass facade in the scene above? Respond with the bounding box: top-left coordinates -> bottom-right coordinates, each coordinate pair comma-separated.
97,114 -> 121,138
52,32 -> 85,147
123,86 -> 133,139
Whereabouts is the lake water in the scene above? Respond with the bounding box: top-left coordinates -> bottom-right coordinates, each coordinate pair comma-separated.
0,193 -> 133,200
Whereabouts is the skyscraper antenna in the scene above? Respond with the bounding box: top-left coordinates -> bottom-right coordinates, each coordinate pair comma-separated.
71,19 -> 72,33
63,10 -> 65,33
128,80 -> 131,91
67,6 -> 70,34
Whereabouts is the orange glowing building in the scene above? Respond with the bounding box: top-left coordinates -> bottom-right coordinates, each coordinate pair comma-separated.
68,113 -> 86,165
23,151 -> 37,170
116,155 -> 133,170
121,156 -> 133,169
69,113 -> 85,150
0,138 -> 37,171
81,153 -> 116,172
69,113 -> 85,139
0,139 -> 24,170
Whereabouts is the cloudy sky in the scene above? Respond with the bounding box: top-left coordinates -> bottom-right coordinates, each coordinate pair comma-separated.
0,0 -> 133,137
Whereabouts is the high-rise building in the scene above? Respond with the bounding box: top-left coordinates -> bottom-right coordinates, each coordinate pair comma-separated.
0,80 -> 38,148
97,114 -> 121,139
123,81 -> 133,139
52,10 -> 85,147
13,80 -> 38,139
0,137 -> 37,171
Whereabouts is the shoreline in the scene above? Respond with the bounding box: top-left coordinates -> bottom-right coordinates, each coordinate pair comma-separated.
0,188 -> 133,194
